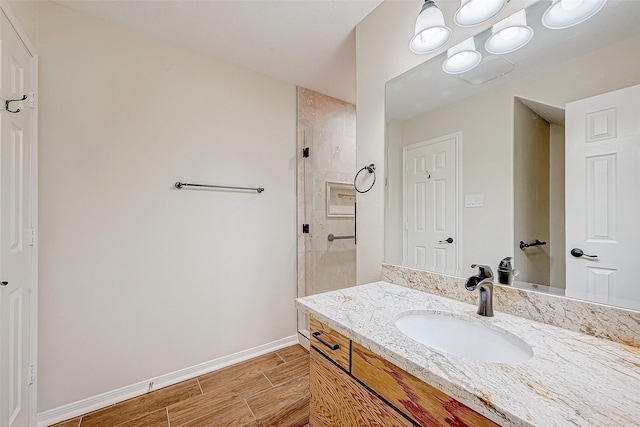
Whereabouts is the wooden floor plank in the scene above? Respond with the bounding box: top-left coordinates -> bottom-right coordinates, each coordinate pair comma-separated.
80,380 -> 201,427
198,353 -> 284,392
276,345 -> 308,363
173,400 -> 255,427
113,408 -> 169,427
167,373 -> 270,426
50,418 -> 81,427
255,395 -> 309,427
246,375 -> 309,421
263,355 -> 309,386
66,348 -> 311,427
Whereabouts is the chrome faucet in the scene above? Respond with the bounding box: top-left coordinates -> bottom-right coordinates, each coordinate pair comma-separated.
465,264 -> 495,317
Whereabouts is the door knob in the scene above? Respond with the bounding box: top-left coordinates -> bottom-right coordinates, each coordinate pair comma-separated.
438,237 -> 454,244
570,248 -> 598,258
1,281 -> 7,286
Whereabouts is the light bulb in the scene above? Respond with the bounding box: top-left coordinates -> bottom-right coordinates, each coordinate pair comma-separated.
542,0 -> 607,29
560,0 -> 584,11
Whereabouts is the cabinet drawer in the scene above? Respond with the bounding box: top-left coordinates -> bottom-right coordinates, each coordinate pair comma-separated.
352,342 -> 500,427
310,349 -> 414,427
310,317 -> 351,372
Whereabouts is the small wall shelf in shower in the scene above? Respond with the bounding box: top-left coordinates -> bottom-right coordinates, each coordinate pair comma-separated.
175,182 -> 264,193
326,181 -> 356,218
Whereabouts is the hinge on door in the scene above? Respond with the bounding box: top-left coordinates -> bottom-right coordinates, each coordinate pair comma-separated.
302,147 -> 310,158
28,365 -> 36,385
302,224 -> 309,234
26,90 -> 38,109
28,227 -> 37,246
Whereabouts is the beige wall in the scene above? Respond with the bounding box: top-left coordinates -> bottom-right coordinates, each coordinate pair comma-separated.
38,2 -> 296,411
549,124 -> 565,287
386,32 -> 640,281
354,0 -> 538,284
5,0 -> 38,46
514,101 -> 550,285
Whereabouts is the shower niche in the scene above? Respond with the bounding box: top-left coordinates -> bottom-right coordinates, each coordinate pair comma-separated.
326,181 -> 356,218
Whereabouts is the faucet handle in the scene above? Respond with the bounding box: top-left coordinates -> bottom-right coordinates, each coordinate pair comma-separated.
471,264 -> 494,279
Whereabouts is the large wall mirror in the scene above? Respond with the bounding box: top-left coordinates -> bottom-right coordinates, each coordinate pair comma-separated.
385,0 -> 640,311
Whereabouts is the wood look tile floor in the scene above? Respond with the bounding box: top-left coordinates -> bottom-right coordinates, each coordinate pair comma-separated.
51,345 -> 310,427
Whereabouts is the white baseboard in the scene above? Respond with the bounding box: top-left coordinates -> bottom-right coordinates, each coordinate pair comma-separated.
37,335 -> 298,427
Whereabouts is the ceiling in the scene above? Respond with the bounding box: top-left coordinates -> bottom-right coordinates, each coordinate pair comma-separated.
387,0 -> 640,121
54,0 -> 385,104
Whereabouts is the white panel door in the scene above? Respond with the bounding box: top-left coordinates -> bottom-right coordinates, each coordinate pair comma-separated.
0,11 -> 35,427
565,84 -> 640,310
403,134 -> 458,273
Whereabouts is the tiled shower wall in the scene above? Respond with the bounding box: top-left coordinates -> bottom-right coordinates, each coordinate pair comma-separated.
297,87 -> 356,331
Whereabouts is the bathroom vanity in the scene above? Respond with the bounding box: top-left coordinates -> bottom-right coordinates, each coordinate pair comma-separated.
296,281 -> 640,426
309,317 -> 498,426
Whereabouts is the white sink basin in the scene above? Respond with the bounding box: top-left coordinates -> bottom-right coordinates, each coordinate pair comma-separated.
395,311 -> 533,364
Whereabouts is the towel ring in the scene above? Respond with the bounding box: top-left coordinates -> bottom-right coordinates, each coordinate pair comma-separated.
354,164 -> 376,193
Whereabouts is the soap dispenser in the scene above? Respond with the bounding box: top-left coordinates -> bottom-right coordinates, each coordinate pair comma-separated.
497,257 -> 518,285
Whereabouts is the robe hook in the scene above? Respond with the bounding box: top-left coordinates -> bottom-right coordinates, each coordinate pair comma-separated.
6,95 -> 27,113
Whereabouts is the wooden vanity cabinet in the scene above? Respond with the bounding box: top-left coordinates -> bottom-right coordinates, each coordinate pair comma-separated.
308,316 -> 499,427
310,349 -> 414,427
351,342 -> 500,427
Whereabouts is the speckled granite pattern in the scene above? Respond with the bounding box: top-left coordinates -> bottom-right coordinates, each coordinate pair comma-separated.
295,282 -> 640,427
382,264 -> 640,348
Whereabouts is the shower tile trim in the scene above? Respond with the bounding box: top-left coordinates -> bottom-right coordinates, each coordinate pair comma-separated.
382,263 -> 640,348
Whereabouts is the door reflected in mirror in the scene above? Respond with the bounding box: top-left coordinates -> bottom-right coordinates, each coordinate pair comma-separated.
385,0 -> 640,311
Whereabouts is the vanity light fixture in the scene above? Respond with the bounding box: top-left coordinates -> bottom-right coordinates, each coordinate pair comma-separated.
442,37 -> 482,74
485,9 -> 534,54
454,0 -> 507,27
409,0 -> 451,54
542,0 -> 607,29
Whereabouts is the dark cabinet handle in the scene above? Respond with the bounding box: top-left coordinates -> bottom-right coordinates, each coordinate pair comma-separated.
312,331 -> 340,351
570,248 -> 598,258
1,281 -> 7,286
438,237 -> 454,244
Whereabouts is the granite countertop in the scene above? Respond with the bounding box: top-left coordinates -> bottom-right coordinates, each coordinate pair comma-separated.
295,281 -> 640,427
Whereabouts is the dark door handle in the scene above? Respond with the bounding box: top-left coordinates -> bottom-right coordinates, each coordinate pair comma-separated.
438,237 -> 454,244
570,248 -> 598,259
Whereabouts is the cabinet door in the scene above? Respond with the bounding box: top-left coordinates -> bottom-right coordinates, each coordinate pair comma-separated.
310,349 -> 413,427
352,342 -> 500,427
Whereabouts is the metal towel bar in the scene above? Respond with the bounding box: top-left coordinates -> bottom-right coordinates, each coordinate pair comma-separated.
519,239 -> 547,250
175,182 -> 264,193
328,234 -> 355,242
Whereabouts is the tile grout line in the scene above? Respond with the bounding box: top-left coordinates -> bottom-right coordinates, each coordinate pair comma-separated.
262,371 -> 275,387
276,352 -> 287,363
244,399 -> 257,421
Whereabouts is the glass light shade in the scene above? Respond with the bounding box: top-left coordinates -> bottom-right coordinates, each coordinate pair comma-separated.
454,0 -> 507,27
410,1 -> 452,54
485,10 -> 534,54
542,0 -> 607,29
442,38 -> 482,74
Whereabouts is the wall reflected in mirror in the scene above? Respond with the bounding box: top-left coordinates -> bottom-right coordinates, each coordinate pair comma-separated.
385,0 -> 640,311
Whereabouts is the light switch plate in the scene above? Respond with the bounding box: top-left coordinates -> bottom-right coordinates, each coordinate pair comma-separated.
465,194 -> 484,208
